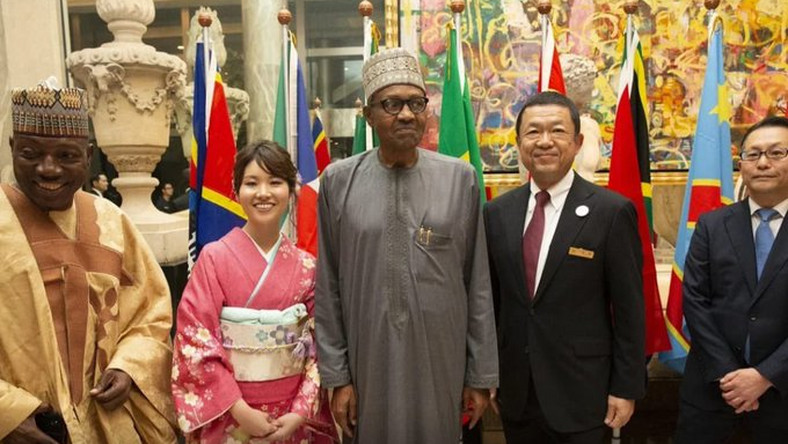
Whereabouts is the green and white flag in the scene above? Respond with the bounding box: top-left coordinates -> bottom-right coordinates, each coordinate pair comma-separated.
438,19 -> 486,200
352,19 -> 380,155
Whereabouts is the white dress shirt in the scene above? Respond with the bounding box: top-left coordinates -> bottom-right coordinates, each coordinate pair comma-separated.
523,169 -> 575,293
748,197 -> 788,239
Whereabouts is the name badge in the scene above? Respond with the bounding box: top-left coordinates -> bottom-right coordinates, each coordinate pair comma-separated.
568,247 -> 594,259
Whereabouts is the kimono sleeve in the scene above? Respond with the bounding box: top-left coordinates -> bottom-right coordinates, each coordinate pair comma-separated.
171,244 -> 243,433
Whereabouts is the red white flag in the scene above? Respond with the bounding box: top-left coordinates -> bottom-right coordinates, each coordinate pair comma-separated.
296,178 -> 319,257
538,13 -> 566,94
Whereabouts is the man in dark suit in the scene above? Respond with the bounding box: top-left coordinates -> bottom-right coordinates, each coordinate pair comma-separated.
89,173 -> 109,198
484,91 -> 646,443
676,116 -> 788,443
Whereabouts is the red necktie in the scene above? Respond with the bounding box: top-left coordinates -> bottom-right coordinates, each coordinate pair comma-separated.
523,191 -> 550,299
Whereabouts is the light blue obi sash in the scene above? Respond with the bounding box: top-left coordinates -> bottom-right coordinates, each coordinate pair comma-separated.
219,235 -> 312,382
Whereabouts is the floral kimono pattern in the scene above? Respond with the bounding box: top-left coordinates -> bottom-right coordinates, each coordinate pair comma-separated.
172,228 -> 336,443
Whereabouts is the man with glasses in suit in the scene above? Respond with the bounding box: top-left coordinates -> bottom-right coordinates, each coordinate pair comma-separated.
676,115 -> 788,443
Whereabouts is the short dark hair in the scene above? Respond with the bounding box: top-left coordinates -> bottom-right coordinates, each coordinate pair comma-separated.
515,91 -> 581,140
233,140 -> 297,196
740,115 -> 788,151
90,173 -> 105,185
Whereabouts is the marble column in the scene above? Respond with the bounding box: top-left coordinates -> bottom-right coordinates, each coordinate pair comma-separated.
241,0 -> 285,141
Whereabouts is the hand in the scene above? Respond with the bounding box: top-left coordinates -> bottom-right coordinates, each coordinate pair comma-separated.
4,405 -> 60,444
263,413 -> 305,442
90,369 -> 132,410
331,384 -> 357,438
604,395 -> 635,429
462,387 -> 490,430
489,387 -> 500,416
720,368 -> 773,414
229,399 -> 280,438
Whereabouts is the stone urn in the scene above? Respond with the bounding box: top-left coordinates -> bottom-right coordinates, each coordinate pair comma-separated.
66,0 -> 188,265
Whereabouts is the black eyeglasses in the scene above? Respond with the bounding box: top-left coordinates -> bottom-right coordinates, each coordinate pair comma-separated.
740,147 -> 788,162
369,97 -> 429,115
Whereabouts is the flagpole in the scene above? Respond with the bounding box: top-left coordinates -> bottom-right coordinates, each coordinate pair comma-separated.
278,9 -> 293,161
705,0 -> 721,36
360,1 -> 374,152
625,2 -> 636,53
313,96 -> 323,128
537,1 -> 551,93
450,1 -> 463,95
621,0 -> 637,93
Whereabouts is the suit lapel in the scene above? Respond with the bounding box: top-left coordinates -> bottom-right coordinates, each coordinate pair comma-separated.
753,211 -> 788,304
724,202 -> 757,296
503,185 -> 530,306
532,177 -> 594,304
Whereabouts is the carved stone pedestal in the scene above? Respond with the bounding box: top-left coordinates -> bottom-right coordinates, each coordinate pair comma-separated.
66,0 -> 188,265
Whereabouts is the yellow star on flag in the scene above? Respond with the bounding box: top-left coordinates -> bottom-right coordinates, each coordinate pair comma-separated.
710,83 -> 732,124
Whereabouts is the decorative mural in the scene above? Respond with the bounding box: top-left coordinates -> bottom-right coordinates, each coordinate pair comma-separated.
402,0 -> 788,173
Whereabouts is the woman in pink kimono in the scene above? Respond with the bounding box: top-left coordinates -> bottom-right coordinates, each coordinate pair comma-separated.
172,140 -> 336,443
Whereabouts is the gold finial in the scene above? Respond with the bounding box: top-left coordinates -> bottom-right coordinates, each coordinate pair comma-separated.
313,97 -> 322,109
450,1 -> 466,14
355,97 -> 363,108
623,1 -> 638,14
197,12 -> 213,28
704,0 -> 720,10
277,9 -> 292,25
359,1 -> 373,17
537,0 -> 552,15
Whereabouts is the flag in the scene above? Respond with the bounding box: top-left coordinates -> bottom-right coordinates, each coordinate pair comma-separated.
438,20 -> 486,200
312,108 -> 330,175
273,30 -> 318,250
608,18 -> 670,356
273,32 -> 318,185
538,12 -> 566,94
352,111 -> 367,156
189,40 -> 245,265
297,107 -> 329,256
659,16 -> 734,372
352,20 -> 381,155
295,178 -> 319,256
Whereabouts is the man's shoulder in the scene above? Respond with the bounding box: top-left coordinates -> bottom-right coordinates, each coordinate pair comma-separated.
696,201 -> 742,227
323,151 -> 373,178
81,190 -> 124,216
487,184 -> 526,212
419,148 -> 475,174
583,181 -> 633,209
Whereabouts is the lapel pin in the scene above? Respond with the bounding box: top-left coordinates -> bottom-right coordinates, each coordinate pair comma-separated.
575,205 -> 589,217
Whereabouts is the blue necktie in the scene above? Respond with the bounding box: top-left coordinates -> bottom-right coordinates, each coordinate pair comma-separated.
745,208 -> 779,363
755,208 -> 778,279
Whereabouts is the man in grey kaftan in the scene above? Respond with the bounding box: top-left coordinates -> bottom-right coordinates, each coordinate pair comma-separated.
315,48 -> 498,444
